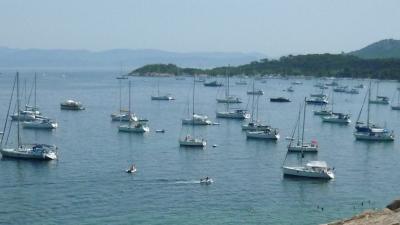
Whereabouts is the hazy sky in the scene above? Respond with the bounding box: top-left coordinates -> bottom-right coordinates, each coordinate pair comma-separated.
1,0 -> 399,57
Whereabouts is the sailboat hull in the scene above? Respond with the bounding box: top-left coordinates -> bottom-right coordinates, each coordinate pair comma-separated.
0,147 -> 57,160
283,166 -> 334,179
353,132 -> 394,141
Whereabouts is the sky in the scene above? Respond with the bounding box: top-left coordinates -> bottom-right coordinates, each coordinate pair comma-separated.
0,0 -> 399,57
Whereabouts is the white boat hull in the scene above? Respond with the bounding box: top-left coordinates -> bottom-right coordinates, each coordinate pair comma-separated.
0,147 -> 57,160
182,119 -> 212,125
151,95 -> 174,100
287,144 -> 318,152
22,121 -> 58,129
246,131 -> 280,140
354,132 -> 394,141
118,124 -> 150,133
179,138 -> 206,147
216,112 -> 250,119
283,166 -> 334,179
322,117 -> 351,124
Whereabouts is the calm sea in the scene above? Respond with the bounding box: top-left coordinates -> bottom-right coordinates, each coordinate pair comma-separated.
0,69 -> 399,225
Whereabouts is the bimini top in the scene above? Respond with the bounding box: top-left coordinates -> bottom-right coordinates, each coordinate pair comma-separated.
306,161 -> 328,168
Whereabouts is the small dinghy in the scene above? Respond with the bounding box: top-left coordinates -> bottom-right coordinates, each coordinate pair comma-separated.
200,177 -> 213,185
212,144 -> 217,148
155,129 -> 165,133
126,164 -> 137,173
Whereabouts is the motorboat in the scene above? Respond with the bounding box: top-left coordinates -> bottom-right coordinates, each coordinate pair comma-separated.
322,113 -> 351,124
247,89 -> 264,95
283,161 -> 335,179
325,81 -> 338,86
155,129 -> 165,133
182,114 -> 212,125
216,109 -> 250,119
200,177 -> 214,184
216,96 -> 242,103
126,164 -> 137,173
60,100 -> 85,110
179,135 -> 206,147
333,86 -> 348,93
291,81 -> 302,85
286,86 -> 294,92
22,118 -> 58,129
204,80 -> 223,87
119,122 -> 150,133
246,128 -> 280,140
270,97 -> 290,102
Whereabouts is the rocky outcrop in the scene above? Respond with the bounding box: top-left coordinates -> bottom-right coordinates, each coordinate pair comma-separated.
323,199 -> 400,225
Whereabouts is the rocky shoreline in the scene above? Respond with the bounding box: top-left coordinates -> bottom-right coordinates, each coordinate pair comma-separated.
323,199 -> 400,225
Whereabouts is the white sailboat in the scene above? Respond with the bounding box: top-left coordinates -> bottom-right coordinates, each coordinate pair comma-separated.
179,75 -> 207,147
369,81 -> 389,105
216,68 -> 242,103
354,81 -> 394,141
321,91 -> 351,124
118,81 -> 149,133
111,80 -> 138,122
22,118 -> 58,129
288,99 -> 318,153
0,72 -> 58,160
11,73 -> 41,121
151,77 -> 175,100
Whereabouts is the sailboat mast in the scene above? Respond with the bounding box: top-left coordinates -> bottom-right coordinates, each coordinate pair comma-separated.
24,79 -> 27,108
118,80 -> 122,111
192,74 -> 196,136
34,72 -> 37,109
226,66 -> 230,97
301,97 -> 306,147
17,72 -> 20,147
251,79 -> 255,122
128,80 -> 131,115
367,81 -> 371,127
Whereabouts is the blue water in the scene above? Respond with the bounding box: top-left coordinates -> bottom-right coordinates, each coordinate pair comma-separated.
0,70 -> 399,225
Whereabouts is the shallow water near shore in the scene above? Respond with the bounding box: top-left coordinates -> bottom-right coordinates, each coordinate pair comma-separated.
0,69 -> 399,225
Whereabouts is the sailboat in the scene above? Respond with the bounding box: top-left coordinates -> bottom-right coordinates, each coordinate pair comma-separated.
151,76 -> 175,100
179,75 -> 207,147
111,80 -> 138,121
391,86 -> 400,110
242,81 -> 278,136
118,81 -> 149,133
288,99 -> 318,152
22,73 -> 58,129
246,81 -> 264,95
354,81 -> 394,141
321,90 -> 351,124
369,81 -> 389,105
0,72 -> 58,160
216,68 -> 242,103
11,73 -> 41,121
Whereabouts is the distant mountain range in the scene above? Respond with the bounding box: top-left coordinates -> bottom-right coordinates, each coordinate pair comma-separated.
0,47 -> 265,68
349,39 -> 400,59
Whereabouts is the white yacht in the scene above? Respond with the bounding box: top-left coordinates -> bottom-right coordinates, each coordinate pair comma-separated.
283,161 -> 335,179
216,109 -> 250,119
369,82 -> 389,104
11,110 -> 37,121
322,113 -> 351,124
60,100 -> 85,110
22,118 -> 58,129
182,114 -> 212,125
179,135 -> 206,147
246,128 -> 280,140
119,121 -> 150,133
